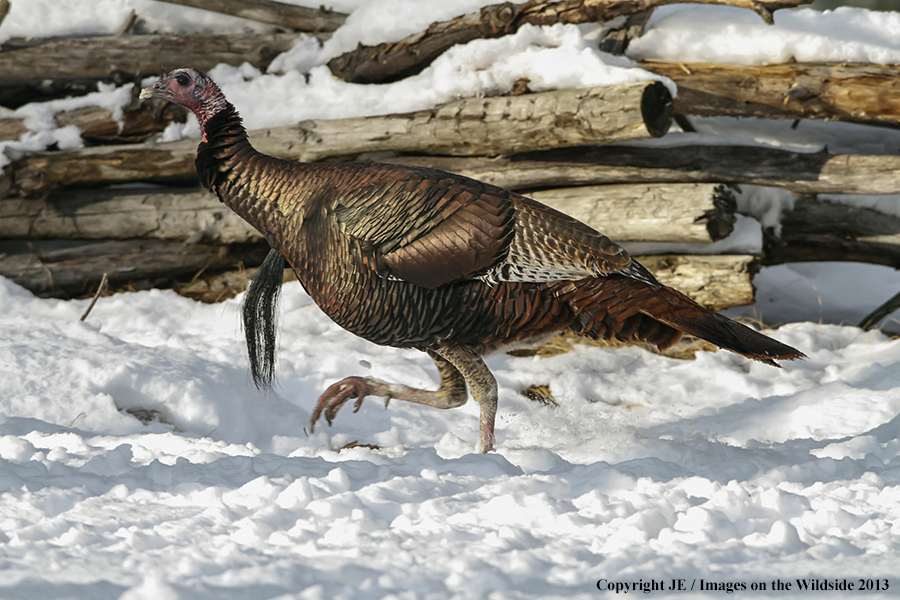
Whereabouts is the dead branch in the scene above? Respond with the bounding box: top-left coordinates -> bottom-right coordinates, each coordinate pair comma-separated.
80,273 -> 109,321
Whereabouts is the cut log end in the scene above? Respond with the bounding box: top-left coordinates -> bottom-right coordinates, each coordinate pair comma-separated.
641,81 -> 673,138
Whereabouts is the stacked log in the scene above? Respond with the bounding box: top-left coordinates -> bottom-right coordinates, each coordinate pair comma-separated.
2,0 -> 899,317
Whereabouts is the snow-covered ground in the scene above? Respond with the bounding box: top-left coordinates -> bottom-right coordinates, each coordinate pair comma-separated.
2,2 -> 900,599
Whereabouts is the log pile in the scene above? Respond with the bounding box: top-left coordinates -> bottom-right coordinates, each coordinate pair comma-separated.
2,0 -> 899,318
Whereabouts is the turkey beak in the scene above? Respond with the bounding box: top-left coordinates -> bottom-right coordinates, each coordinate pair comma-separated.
140,69 -> 169,100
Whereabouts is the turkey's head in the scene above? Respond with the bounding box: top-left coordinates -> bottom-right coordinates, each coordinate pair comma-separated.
141,68 -> 228,130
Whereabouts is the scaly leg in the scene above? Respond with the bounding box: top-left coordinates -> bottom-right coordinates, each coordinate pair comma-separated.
309,349 -> 468,431
434,346 -> 498,454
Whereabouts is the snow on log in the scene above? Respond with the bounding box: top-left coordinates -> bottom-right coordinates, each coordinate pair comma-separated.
0,102 -> 186,144
327,0 -> 809,84
641,60 -> 900,125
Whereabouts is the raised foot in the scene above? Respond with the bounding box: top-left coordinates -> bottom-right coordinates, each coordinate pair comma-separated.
309,376 -> 378,432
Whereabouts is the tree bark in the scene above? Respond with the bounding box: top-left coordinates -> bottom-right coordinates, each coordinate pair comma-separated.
530,182 -> 736,242
641,60 -> 900,125
0,33 -> 300,108
385,145 -> 900,196
327,0 -> 809,84
0,239 -> 268,299
153,0 -> 347,33
762,196 -> 900,268
8,83 -> 672,196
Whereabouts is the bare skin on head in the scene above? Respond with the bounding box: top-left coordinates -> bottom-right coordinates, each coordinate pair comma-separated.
142,68 -> 805,454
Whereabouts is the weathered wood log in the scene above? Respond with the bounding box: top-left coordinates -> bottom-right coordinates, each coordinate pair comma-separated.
762,196 -> 900,268
0,33 -> 300,108
154,0 -> 347,33
385,146 -> 900,196
530,183 -> 736,242
259,81 -> 671,159
0,182 -> 731,244
10,140 -> 199,196
327,0 -> 809,84
640,254 -> 757,310
0,187 -> 260,242
11,141 -> 899,199
0,239 -> 268,299
0,101 -> 187,144
641,60 -> 900,125
8,83 -> 672,196
12,140 -> 900,200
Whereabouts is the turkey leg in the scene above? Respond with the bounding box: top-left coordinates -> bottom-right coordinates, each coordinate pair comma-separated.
310,348 -> 499,447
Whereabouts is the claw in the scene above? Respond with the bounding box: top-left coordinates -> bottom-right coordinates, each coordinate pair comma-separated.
309,376 -> 371,432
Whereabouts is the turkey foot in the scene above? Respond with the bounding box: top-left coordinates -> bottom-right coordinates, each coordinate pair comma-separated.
308,350 -> 489,445
308,373 -> 469,432
309,376 -> 372,431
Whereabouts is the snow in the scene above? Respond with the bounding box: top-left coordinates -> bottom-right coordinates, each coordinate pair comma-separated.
629,5 -> 900,65
2,1 -> 900,599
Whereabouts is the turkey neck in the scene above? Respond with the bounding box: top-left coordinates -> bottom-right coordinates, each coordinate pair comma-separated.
195,103 -> 312,246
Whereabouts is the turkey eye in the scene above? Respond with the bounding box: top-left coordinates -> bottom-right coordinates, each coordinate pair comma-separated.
174,74 -> 190,87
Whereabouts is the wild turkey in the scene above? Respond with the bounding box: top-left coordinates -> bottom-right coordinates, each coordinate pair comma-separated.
141,68 -> 805,453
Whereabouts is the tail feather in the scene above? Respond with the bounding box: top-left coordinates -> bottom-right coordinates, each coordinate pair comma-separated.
560,274 -> 806,365
242,248 -> 288,390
